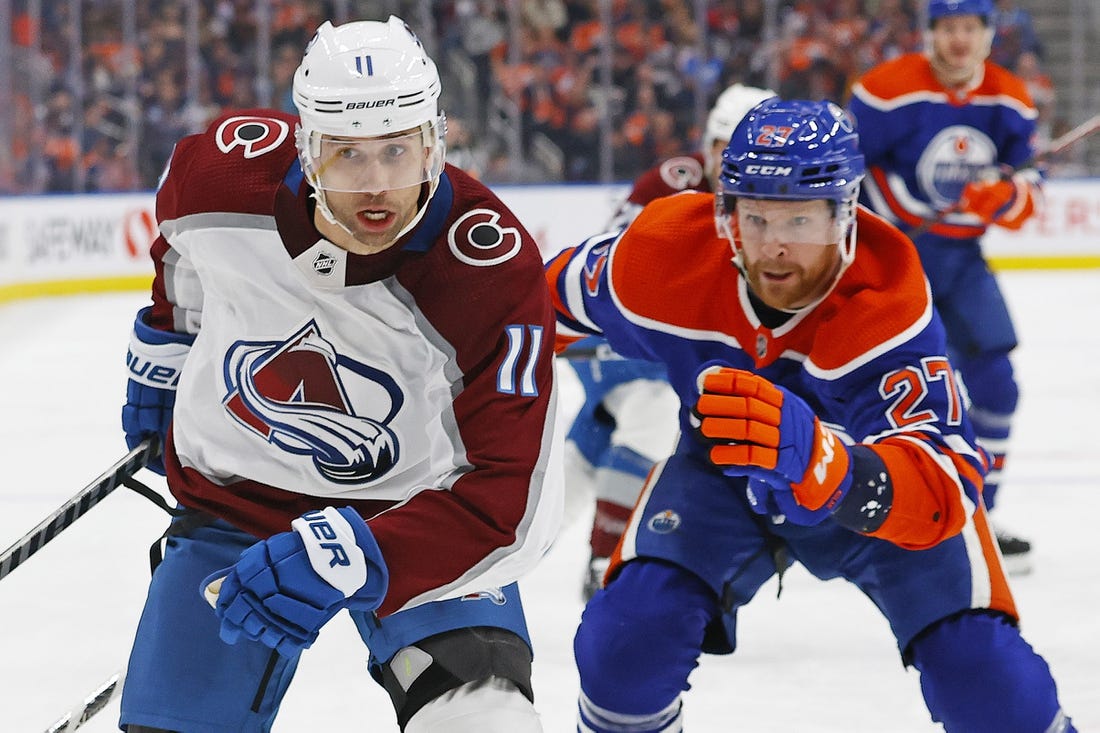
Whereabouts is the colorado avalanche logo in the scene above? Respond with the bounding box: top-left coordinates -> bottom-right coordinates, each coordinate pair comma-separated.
448,209 -> 522,267
222,321 -> 402,484
215,116 -> 290,159
658,156 -> 705,191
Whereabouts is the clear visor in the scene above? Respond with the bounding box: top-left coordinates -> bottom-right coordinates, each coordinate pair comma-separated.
716,194 -> 852,247
299,123 -> 445,193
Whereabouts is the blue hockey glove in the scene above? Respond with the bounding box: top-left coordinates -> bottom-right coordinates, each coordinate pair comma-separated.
121,307 -> 193,475
696,367 -> 852,521
745,476 -> 832,526
202,506 -> 389,657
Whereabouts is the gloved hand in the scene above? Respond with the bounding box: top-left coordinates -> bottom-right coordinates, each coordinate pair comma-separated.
695,366 -> 852,523
202,506 -> 388,657
121,307 -> 194,475
957,175 -> 1027,228
745,476 -> 832,526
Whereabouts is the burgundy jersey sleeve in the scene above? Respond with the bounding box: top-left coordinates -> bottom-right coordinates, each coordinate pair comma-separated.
147,109 -> 302,334
365,169 -> 559,614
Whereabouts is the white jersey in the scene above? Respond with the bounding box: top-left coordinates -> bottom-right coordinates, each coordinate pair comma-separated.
146,109 -> 563,615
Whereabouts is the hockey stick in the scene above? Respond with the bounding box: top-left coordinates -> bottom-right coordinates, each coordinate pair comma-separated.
557,349 -> 599,360
910,112 -> 1100,237
1027,113 -> 1100,165
0,437 -> 159,581
556,343 -> 613,361
44,668 -> 126,732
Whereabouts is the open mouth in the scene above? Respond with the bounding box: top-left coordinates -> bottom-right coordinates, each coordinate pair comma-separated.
358,209 -> 394,230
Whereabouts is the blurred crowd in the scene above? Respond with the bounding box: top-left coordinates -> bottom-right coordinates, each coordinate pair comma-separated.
0,0 -> 1075,195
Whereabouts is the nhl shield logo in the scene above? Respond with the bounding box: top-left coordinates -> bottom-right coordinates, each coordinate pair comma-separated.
756,333 -> 768,359
313,251 -> 338,275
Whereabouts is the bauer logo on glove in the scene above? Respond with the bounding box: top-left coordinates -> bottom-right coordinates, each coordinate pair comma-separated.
292,507 -> 370,595
201,505 -> 388,656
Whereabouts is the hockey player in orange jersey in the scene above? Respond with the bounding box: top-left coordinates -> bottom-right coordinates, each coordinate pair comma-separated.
546,97 -> 1075,733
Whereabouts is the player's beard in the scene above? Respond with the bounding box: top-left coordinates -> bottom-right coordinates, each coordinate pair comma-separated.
743,251 -> 841,311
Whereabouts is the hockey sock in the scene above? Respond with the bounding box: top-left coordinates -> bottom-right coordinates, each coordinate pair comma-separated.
590,444 -> 652,557
957,351 -> 1017,505
909,611 -> 1074,733
589,499 -> 633,558
574,559 -> 718,732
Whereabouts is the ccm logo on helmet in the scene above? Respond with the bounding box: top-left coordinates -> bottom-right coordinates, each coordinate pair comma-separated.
346,100 -> 395,110
744,164 -> 793,176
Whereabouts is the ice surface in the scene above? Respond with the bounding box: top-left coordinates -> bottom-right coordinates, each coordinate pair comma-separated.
1,270 -> 1097,731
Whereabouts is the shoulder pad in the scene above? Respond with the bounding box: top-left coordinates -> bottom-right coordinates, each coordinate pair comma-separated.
159,109 -> 302,219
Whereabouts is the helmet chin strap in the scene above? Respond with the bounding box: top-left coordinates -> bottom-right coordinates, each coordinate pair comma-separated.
393,177 -> 439,242
311,188 -> 355,240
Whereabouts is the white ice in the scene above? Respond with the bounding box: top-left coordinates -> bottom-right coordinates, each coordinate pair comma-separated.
1,270 -> 1097,731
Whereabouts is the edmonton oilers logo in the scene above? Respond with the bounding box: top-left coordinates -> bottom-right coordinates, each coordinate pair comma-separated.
647,509 -> 681,534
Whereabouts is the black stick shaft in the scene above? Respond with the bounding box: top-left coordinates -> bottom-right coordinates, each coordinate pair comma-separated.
44,669 -> 126,732
0,438 -> 157,581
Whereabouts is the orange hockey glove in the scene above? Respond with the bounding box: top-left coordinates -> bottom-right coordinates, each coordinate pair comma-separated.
695,367 -> 852,519
957,175 -> 1030,229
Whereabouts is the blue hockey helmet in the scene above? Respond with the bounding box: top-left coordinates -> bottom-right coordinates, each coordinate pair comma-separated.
716,98 -> 865,263
927,0 -> 993,24
718,98 -> 864,203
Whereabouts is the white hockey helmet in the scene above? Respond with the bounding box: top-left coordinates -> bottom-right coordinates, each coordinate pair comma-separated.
293,17 -> 446,236
702,83 -> 777,175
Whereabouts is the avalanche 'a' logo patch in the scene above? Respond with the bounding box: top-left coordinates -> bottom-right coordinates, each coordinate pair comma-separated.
215,116 -> 290,159
222,321 -> 402,484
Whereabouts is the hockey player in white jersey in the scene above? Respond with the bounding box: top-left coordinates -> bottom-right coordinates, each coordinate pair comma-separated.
119,17 -> 561,732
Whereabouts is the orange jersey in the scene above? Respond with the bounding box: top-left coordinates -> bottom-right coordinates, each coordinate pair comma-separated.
546,192 -> 989,552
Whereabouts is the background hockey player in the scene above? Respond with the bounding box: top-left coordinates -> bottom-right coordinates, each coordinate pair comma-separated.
565,83 -> 775,600
119,17 -> 561,732
847,0 -> 1041,572
546,97 -> 1075,733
